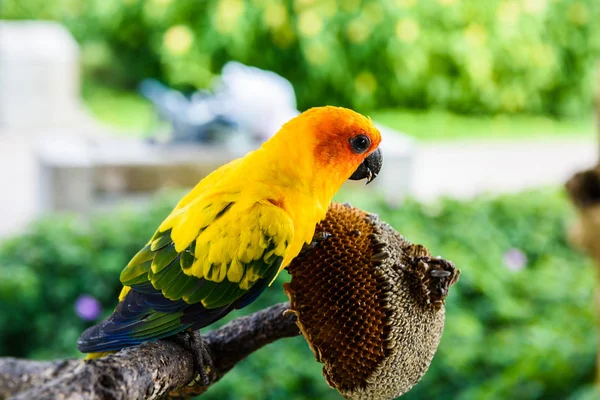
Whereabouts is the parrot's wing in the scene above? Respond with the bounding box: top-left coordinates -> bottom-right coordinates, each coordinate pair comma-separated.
78,200 -> 293,353
124,199 -> 294,308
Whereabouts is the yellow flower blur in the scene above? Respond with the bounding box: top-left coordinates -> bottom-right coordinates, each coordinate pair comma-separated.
347,18 -> 371,44
522,0 -> 547,15
395,18 -> 420,43
304,41 -> 329,66
264,2 -> 288,29
163,25 -> 194,56
568,2 -> 588,25
464,23 -> 488,47
298,10 -> 324,38
496,1 -> 521,24
355,71 -> 378,95
214,0 -> 245,34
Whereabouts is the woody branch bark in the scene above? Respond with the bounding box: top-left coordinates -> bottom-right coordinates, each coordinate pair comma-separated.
0,303 -> 299,400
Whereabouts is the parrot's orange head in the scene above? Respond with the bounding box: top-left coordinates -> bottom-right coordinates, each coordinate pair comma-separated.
288,106 -> 383,185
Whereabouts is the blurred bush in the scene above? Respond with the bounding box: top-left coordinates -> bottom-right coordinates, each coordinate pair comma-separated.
3,0 -> 600,117
0,189 -> 595,399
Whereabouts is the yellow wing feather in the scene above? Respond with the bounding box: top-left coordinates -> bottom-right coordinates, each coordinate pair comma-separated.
151,192 -> 294,293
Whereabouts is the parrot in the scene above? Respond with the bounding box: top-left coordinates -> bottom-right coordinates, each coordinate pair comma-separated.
77,106 -> 383,364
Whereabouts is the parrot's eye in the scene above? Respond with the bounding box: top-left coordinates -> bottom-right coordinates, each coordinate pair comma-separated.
349,134 -> 371,154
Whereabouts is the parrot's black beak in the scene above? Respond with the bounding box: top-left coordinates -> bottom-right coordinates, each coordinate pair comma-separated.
349,148 -> 383,184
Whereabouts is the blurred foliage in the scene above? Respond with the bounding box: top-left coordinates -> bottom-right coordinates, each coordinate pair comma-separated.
0,189 -> 596,399
371,108 -> 595,140
3,0 -> 600,117
81,81 -> 595,139
82,82 -> 156,133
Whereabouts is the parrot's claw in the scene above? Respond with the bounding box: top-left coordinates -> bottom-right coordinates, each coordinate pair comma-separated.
188,336 -> 214,387
171,332 -> 215,387
299,231 -> 332,256
315,231 -> 332,242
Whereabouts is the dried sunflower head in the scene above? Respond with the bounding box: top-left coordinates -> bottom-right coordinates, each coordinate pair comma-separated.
284,203 -> 459,399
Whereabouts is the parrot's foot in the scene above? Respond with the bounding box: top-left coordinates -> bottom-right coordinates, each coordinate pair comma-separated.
298,231 -> 332,257
170,332 -> 214,387
189,336 -> 214,387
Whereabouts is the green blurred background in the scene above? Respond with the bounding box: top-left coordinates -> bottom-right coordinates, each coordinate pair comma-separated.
1,0 -> 599,399
3,0 -> 600,136
0,190 -> 596,399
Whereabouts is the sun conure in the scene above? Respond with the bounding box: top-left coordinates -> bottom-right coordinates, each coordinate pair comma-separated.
77,106 -> 383,355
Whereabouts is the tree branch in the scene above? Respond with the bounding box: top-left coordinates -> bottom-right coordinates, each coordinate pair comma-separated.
0,358 -> 81,399
0,302 -> 299,400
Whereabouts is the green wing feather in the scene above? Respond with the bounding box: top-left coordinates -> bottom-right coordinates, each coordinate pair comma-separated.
119,200 -> 294,309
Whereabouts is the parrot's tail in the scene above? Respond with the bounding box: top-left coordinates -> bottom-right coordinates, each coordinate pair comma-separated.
77,287 -> 233,354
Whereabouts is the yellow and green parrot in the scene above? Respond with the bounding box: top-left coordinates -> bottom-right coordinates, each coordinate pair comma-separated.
77,106 -> 382,356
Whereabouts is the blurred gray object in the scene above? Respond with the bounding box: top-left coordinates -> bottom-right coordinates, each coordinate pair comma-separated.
139,61 -> 300,144
139,79 -> 241,144
215,61 -> 299,142
0,21 -> 98,131
0,21 -> 107,239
